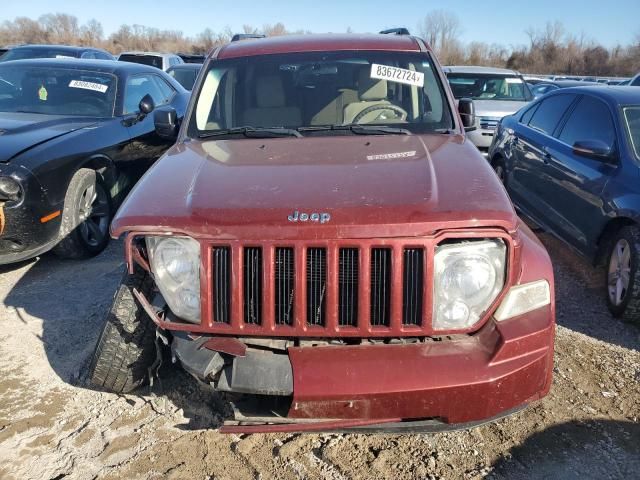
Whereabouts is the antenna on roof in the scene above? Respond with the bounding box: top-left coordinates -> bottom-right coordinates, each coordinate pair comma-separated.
379,28 -> 410,35
231,33 -> 267,42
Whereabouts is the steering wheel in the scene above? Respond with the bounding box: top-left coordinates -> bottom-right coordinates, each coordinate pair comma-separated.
352,104 -> 408,124
71,96 -> 107,115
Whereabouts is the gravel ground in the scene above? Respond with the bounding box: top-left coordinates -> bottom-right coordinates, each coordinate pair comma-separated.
0,231 -> 638,480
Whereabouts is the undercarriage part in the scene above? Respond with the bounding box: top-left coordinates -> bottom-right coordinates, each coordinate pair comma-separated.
171,331 -> 225,380
215,349 -> 293,396
221,404 -> 527,434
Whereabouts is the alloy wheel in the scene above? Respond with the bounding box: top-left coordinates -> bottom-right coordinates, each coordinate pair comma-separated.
78,182 -> 110,248
607,238 -> 631,306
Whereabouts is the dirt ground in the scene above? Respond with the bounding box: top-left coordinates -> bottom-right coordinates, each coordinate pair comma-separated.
0,231 -> 638,480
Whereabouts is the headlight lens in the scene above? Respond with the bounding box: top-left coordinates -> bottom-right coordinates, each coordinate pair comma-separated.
146,236 -> 201,323
0,176 -> 22,202
433,239 -> 506,330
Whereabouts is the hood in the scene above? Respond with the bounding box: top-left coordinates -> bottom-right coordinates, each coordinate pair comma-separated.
0,113 -> 99,162
112,134 -> 517,240
472,99 -> 528,118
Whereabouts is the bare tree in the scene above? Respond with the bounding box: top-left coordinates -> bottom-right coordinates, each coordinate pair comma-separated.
418,10 -> 463,63
39,13 -> 81,45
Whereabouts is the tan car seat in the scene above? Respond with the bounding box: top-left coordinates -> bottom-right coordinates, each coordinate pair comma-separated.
342,68 -> 391,124
243,75 -> 301,127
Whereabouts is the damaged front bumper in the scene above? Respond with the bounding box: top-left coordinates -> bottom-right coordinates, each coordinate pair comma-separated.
169,306 -> 554,433
0,165 -> 62,265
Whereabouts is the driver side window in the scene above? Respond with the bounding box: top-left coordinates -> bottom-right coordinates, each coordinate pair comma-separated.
123,74 -> 175,114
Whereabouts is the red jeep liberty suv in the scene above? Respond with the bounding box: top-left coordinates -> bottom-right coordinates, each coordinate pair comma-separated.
88,31 -> 555,433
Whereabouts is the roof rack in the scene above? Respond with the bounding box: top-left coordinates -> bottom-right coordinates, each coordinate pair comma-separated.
231,33 -> 267,42
379,28 -> 410,35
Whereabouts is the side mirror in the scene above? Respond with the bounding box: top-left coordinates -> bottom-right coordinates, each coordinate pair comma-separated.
138,94 -> 155,116
458,98 -> 476,131
154,106 -> 179,139
572,140 -> 613,161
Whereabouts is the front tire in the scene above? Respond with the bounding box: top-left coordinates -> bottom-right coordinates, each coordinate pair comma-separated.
53,168 -> 112,259
491,157 -> 506,185
605,226 -> 640,323
88,268 -> 157,393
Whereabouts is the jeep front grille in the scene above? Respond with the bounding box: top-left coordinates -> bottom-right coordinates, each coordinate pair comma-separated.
370,248 -> 391,326
306,248 -> 327,326
243,247 -> 262,325
275,247 -> 295,325
402,248 -> 424,326
195,234 -> 511,337
213,247 -> 231,324
338,248 -> 359,327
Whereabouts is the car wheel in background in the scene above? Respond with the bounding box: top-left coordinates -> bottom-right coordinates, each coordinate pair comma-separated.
53,168 -> 112,259
605,226 -> 640,323
491,157 -> 507,184
88,268 -> 158,393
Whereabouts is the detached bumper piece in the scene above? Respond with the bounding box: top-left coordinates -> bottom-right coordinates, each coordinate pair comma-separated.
171,307 -> 553,434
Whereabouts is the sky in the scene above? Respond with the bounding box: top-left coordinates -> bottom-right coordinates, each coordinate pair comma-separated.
2,0 -> 639,48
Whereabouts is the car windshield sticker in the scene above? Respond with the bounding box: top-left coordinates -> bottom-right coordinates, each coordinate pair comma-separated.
68,80 -> 109,93
505,78 -> 523,84
371,64 -> 425,87
38,86 -> 48,101
55,55 -> 75,59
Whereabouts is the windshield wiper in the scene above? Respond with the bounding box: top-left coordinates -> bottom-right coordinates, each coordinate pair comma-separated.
199,126 -> 302,139
297,124 -> 410,136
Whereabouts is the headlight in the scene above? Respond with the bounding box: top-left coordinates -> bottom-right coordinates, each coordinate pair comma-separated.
146,236 -> 201,323
0,176 -> 22,202
433,239 -> 506,330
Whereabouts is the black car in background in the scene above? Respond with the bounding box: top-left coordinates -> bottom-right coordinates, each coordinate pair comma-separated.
167,63 -> 202,90
0,44 -> 115,62
489,86 -> 640,322
0,59 -> 189,264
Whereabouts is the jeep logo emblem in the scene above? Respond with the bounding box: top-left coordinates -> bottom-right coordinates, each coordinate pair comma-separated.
288,210 -> 331,224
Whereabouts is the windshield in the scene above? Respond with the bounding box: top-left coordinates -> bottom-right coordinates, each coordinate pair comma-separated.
190,51 -> 454,136
447,73 -> 532,101
0,65 -> 117,117
119,54 -> 163,70
0,48 -> 80,62
624,107 -> 640,158
168,67 -> 200,90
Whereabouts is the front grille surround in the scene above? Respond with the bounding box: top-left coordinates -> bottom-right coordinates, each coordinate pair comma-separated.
185,232 -> 515,337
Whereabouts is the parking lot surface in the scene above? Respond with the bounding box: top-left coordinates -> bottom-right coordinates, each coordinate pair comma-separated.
0,231 -> 638,480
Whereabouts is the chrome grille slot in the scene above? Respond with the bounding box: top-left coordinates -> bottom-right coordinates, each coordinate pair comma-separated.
306,248 -> 326,326
338,248 -> 359,326
370,248 -> 391,326
402,248 -> 424,326
213,247 -> 230,323
243,247 -> 262,325
275,247 -> 295,325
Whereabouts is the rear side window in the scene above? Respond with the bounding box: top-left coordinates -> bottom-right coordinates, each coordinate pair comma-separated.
520,103 -> 539,124
558,96 -> 615,149
528,94 -> 576,135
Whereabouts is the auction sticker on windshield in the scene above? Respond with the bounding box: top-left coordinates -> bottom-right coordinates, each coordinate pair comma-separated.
371,64 -> 424,87
68,80 -> 109,93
